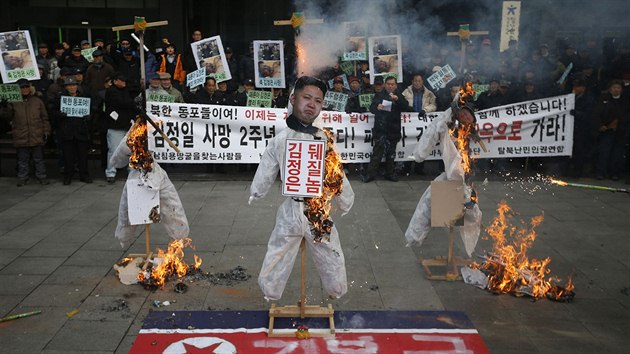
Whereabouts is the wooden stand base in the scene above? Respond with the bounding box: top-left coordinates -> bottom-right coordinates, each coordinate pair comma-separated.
127,225 -> 154,270
420,226 -> 471,281
267,238 -> 336,337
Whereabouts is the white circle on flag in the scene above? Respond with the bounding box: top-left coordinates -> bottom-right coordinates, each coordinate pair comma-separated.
163,337 -> 237,354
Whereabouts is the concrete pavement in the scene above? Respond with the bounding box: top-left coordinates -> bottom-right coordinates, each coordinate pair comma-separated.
0,161 -> 628,353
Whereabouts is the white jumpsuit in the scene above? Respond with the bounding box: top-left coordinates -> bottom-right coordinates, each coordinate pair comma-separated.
250,127 -> 354,301
405,110 -> 482,257
110,129 -> 190,249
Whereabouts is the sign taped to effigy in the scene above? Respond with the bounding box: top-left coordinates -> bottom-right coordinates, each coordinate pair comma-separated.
145,94 -> 574,164
0,30 -> 40,83
0,84 -> 22,102
368,35 -> 402,84
282,138 -> 325,198
426,64 -> 457,90
61,96 -> 91,117
253,40 -> 285,88
191,35 -> 231,83
127,180 -> 160,225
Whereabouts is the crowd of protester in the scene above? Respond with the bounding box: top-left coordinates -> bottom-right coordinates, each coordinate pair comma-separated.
1,31 -> 629,184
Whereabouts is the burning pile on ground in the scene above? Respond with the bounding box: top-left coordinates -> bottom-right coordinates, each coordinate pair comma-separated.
466,201 -> 575,302
135,237 -> 202,289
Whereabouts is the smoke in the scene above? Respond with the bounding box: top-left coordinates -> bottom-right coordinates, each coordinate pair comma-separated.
292,0 -> 498,78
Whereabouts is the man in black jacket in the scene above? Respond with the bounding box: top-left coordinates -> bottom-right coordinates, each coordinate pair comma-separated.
104,73 -> 137,183
363,76 -> 409,182
192,77 -> 223,105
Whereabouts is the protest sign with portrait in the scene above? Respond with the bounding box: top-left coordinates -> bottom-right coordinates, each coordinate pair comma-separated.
342,22 -> 367,61
191,35 -> 231,83
368,35 -> 402,84
0,30 -> 40,83
253,40 -> 285,88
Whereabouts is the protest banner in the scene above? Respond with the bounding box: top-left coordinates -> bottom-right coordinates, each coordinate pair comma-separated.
246,90 -> 272,108
60,96 -> 91,117
0,30 -> 40,83
81,47 -> 99,62
191,35 -> 231,83
186,67 -> 206,89
324,91 -> 348,112
146,94 -> 574,164
500,1 -> 522,52
426,64 -> 457,90
253,40 -> 285,88
282,139 -> 325,197
342,22 -> 367,61
368,35 -> 402,84
0,84 -> 22,102
340,61 -> 354,76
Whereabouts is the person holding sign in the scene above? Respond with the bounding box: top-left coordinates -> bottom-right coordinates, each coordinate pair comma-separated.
0,79 -> 51,186
249,76 -> 354,301
362,76 -> 410,182
50,77 -> 94,185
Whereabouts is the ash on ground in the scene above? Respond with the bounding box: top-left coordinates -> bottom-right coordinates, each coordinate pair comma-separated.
185,266 -> 252,286
101,299 -> 131,319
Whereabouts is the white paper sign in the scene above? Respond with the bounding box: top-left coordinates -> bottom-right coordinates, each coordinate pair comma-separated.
126,180 -> 160,225
60,96 -> 91,117
191,35 -> 231,83
186,67 -> 207,88
426,64 -> 457,90
282,139 -> 325,198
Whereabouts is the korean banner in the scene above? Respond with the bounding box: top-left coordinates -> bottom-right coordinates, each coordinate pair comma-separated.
60,96 -> 91,117
0,84 -> 22,102
359,93 -> 374,109
147,90 -> 175,103
342,22 -> 367,62
426,64 -> 457,91
253,40 -> 285,88
191,35 -> 231,83
146,94 -> 574,164
324,91 -> 348,112
500,1 -> 521,52
186,67 -> 207,89
368,35 -> 402,84
246,90 -> 272,108
282,139 -> 325,198
0,30 -> 40,83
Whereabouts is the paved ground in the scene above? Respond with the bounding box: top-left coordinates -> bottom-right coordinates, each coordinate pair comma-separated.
0,158 -> 628,353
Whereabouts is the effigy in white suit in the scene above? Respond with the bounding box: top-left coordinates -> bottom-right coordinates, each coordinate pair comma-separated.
250,124 -> 354,301
405,108 -> 482,257
110,122 -> 189,249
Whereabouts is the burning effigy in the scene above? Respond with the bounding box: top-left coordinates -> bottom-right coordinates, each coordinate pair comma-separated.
110,118 -> 190,249
405,81 -> 482,256
465,201 -> 575,302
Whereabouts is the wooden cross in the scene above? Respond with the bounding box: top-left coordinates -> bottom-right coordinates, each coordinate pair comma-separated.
447,24 -> 489,74
273,12 -> 324,27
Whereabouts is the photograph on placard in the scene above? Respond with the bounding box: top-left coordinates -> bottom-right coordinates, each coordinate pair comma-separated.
253,40 -> 285,88
191,35 -> 231,83
368,35 -> 402,84
342,22 -> 367,61
0,30 -> 40,83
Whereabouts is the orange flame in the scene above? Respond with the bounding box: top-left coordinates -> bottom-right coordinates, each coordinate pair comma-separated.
459,81 -> 475,106
450,123 -> 473,174
473,201 -> 574,300
137,237 -> 202,288
549,178 -> 568,186
127,118 -> 153,172
304,130 -> 345,243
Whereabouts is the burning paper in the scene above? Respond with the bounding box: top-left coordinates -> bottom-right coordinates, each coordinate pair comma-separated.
470,201 -> 575,301
137,238 -> 202,289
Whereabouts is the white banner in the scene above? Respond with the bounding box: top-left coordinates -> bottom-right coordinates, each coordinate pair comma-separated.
500,1 -> 521,52
282,139 -> 325,197
146,94 -> 574,164
0,30 -> 40,83
253,40 -> 285,88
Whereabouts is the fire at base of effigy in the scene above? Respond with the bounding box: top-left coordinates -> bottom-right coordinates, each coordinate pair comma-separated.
462,201 -> 575,302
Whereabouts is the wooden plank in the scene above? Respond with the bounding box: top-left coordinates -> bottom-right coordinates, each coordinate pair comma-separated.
112,20 -> 169,32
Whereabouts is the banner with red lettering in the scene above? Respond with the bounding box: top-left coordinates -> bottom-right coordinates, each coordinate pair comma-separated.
146,94 -> 574,163
283,139 -> 325,197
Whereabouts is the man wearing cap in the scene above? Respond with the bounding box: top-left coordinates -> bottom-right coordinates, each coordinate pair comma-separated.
146,72 -> 170,101
475,78 -> 505,110
0,79 -> 51,186
159,72 -> 184,103
224,46 -> 239,92
63,45 -> 89,73
36,43 -> 53,75
50,77 -> 95,185
84,49 -> 115,93
104,73 -> 138,183
116,48 -> 141,98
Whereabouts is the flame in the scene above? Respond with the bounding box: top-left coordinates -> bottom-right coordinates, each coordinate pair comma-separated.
472,201 -> 574,301
459,81 -> 475,106
295,41 -> 308,76
549,178 -> 568,186
304,130 -> 345,243
137,237 -> 202,289
450,123 -> 473,174
127,118 -> 153,172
